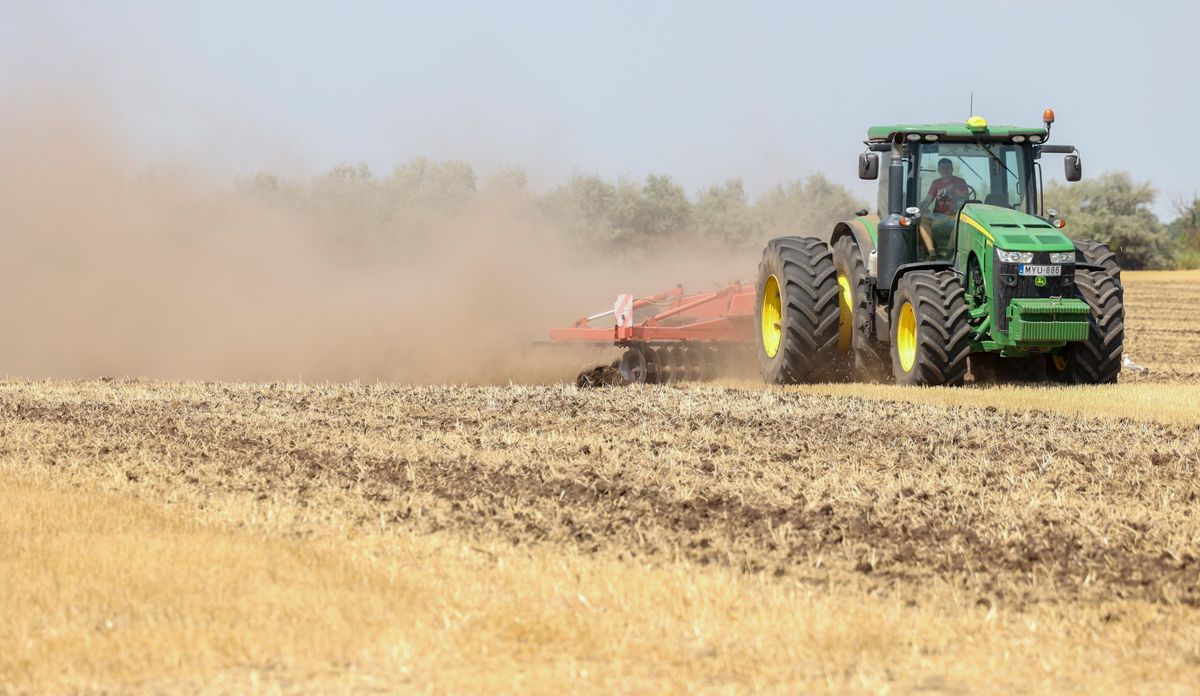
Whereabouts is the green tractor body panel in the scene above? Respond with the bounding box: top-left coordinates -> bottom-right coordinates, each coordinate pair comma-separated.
957,204 -> 1075,252
867,122 -> 1048,141
952,204 -> 1089,351
1005,298 -> 1091,344
829,215 -> 880,259
854,215 -> 879,247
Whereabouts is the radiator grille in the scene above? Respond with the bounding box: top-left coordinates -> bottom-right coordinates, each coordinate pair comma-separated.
993,253 -> 1077,332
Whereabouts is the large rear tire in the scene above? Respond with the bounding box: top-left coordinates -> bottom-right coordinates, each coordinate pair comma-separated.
755,237 -> 840,384
889,270 -> 970,386
832,235 -> 887,381
1047,268 -> 1124,384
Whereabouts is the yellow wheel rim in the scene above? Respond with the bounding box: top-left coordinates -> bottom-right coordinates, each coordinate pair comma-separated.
1051,353 -> 1068,372
837,273 -> 852,354
897,302 -> 917,372
761,275 -> 782,358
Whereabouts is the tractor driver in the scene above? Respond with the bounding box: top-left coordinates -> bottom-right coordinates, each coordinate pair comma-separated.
922,158 -> 970,214
918,158 -> 970,257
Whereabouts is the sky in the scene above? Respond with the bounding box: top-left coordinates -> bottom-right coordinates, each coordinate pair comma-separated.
3,0 -> 1196,218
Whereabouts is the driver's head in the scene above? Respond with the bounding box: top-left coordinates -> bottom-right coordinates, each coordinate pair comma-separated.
938,158 -> 954,178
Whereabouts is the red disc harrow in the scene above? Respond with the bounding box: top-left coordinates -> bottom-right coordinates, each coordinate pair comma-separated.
549,282 -> 757,383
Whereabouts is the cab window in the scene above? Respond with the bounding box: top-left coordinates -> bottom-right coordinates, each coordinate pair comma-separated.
916,142 -> 1030,214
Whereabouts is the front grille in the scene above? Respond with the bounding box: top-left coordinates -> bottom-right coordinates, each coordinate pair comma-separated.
993,252 -> 1077,332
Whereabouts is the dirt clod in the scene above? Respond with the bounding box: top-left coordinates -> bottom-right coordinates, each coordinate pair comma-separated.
576,361 -> 628,388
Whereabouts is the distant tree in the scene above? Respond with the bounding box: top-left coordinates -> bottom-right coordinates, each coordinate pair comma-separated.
386,158 -> 477,212
233,172 -> 305,207
1044,172 -> 1170,269
627,174 -> 691,245
693,179 -> 760,249
539,173 -> 691,250
603,178 -> 648,246
482,165 -> 530,195
306,163 -> 386,250
754,173 -> 866,240
233,161 -> 871,259
1168,194 -> 1200,269
538,174 -> 619,247
314,162 -> 376,195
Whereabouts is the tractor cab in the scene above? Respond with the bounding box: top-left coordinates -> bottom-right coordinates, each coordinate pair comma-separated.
891,139 -> 1034,259
854,113 -> 1085,293
861,115 -> 1078,265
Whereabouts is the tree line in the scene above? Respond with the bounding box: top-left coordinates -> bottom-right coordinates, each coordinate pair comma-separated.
236,159 -> 1196,270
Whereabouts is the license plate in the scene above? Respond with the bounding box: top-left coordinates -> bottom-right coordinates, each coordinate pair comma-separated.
1018,264 -> 1061,276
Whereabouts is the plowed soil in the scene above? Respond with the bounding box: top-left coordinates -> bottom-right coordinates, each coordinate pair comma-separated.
5,378 -> 1197,609
1122,270 -> 1200,382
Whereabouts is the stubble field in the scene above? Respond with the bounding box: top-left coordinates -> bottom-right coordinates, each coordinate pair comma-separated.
2,270 -> 1199,694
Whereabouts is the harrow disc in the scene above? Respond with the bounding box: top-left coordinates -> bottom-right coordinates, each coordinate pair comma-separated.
614,343 -> 729,384
618,344 -> 667,384
679,346 -> 702,381
668,346 -> 689,383
699,346 -> 718,381
618,347 -> 648,383
643,345 -> 661,384
657,346 -> 679,383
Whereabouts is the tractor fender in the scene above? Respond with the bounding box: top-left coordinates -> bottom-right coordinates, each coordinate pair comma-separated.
876,260 -> 958,342
888,260 -> 956,296
830,219 -> 876,259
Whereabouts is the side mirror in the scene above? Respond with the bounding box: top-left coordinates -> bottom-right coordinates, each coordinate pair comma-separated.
1064,154 -> 1082,182
859,152 -> 879,180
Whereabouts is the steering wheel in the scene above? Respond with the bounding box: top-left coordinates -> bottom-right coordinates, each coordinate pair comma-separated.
965,184 -> 979,204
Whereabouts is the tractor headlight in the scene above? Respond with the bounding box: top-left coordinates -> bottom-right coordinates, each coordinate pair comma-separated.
1049,251 -> 1076,264
996,249 -> 1034,264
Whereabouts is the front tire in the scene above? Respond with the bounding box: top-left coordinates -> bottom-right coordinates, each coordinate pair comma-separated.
1074,239 -> 1121,280
755,237 -> 840,384
890,270 -> 970,386
1047,268 -> 1124,384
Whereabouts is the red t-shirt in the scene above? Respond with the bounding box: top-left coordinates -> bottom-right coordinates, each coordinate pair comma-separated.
928,176 -> 969,214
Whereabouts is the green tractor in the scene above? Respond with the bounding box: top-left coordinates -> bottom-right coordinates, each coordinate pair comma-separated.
757,110 -> 1124,386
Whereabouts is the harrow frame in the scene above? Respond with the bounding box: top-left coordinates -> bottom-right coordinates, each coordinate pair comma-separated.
549,282 -> 757,345
550,282 -> 758,383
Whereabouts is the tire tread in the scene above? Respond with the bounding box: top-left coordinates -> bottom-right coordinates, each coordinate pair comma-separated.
891,270 -> 970,386
756,236 -> 841,384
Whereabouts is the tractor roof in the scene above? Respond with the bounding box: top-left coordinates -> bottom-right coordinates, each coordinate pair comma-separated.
867,122 -> 1048,141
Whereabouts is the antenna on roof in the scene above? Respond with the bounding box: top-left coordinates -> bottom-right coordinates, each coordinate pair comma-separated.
969,91 -> 974,118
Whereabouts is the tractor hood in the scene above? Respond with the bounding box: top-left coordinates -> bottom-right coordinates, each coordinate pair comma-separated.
957,204 -> 1075,252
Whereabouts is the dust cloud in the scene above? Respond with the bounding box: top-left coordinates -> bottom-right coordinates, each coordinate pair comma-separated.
0,96 -> 755,383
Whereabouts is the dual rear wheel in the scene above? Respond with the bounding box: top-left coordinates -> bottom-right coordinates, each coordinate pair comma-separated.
755,235 -> 968,386
755,237 -> 841,383
832,236 -> 887,381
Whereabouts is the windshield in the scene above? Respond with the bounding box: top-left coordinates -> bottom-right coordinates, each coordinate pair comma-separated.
915,142 -> 1031,215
